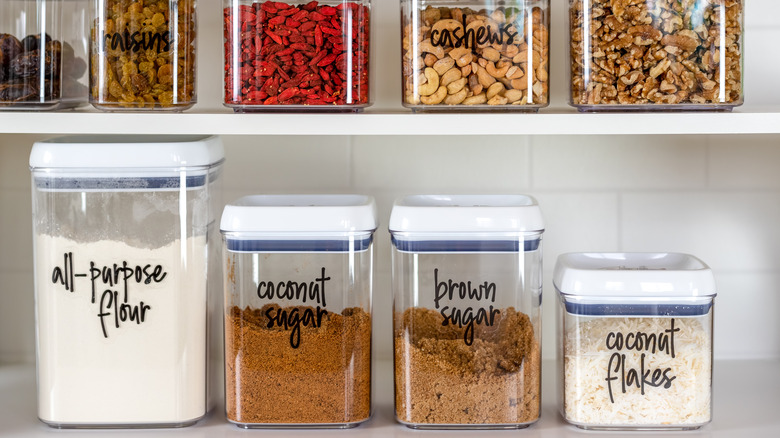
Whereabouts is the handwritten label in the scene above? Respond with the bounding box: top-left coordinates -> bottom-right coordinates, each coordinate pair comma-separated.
430,16 -> 519,50
604,319 -> 680,403
103,30 -> 171,54
433,268 -> 500,346
257,267 -> 331,349
50,252 -> 167,338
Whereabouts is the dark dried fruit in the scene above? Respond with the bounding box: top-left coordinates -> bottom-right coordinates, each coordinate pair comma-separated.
0,81 -> 38,102
0,33 -> 23,69
21,33 -> 52,52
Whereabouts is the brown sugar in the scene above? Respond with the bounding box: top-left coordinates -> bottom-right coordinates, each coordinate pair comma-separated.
225,304 -> 371,425
394,307 -> 540,426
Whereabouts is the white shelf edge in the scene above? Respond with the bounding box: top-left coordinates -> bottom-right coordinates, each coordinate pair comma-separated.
2,359 -> 779,437
2,107 -> 780,136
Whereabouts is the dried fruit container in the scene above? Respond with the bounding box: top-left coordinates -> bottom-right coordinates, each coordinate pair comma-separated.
220,195 -> 376,428
90,0 -> 197,111
554,253 -> 716,430
223,1 -> 372,111
31,135 -> 224,428
389,195 -> 544,428
401,0 -> 549,111
568,0 -> 744,111
0,0 -> 88,110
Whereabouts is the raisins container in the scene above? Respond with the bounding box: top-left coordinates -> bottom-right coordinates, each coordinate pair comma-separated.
389,195 -> 544,429
220,195 -> 376,428
30,135 -> 224,428
0,0 -> 89,110
90,0 -> 197,111
223,1 -> 372,111
554,253 -> 716,430
400,0 -> 550,111
568,0 -> 744,111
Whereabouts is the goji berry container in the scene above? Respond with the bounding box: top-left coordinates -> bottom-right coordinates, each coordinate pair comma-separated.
223,1 -> 372,111
400,0 -> 550,111
0,0 -> 88,110
568,0 -> 744,111
90,0 -> 197,111
31,135 -> 224,428
389,195 -> 544,429
555,253 -> 716,430
220,195 -> 376,428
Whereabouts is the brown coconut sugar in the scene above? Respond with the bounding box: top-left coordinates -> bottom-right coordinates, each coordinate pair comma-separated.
225,304 -> 371,425
394,306 -> 540,425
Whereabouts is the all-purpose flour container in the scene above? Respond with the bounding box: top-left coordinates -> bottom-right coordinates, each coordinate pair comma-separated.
554,253 -> 716,430
389,195 -> 544,429
220,195 -> 376,428
30,135 -> 224,428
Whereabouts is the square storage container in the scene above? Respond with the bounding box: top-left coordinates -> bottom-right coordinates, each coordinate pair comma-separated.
90,0 -> 197,111
401,0 -> 549,111
223,0 -> 372,111
0,0 -> 88,110
554,253 -> 716,430
30,135 -> 224,428
568,0 -> 743,111
389,195 -> 544,429
220,195 -> 376,428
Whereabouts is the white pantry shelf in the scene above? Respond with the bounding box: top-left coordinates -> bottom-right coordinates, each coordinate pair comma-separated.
1,106 -> 780,136
1,359 -> 778,437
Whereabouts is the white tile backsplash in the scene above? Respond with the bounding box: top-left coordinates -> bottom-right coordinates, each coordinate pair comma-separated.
0,271 -> 34,364
709,135 -> 780,189
0,190 -> 32,273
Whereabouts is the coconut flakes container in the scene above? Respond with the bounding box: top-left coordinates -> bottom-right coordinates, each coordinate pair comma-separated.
554,252 -> 716,431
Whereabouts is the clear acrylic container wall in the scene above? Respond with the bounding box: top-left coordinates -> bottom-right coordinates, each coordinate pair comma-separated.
389,195 -> 544,429
89,0 -> 197,111
223,0 -> 372,111
401,0 -> 549,111
568,0 -> 743,111
30,135 -> 224,428
0,0 -> 88,110
554,253 -> 716,430
220,195 -> 376,428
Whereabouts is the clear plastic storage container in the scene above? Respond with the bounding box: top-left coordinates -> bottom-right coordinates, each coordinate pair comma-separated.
223,1 -> 371,111
30,135 -> 224,428
389,195 -> 544,428
0,0 -> 88,110
220,195 -> 376,428
554,253 -> 716,430
401,0 -> 549,111
90,0 -> 197,111
568,0 -> 743,111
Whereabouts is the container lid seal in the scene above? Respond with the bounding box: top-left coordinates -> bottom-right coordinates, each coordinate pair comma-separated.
388,195 -> 544,233
553,252 -> 716,298
221,195 -> 377,233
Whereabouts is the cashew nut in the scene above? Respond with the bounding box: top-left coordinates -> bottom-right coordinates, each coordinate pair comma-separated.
511,77 -> 530,91
463,93 -> 487,105
421,85 -> 447,105
476,66 -> 497,88
487,95 -> 509,105
506,65 -> 524,80
504,89 -> 523,103
433,57 -> 455,75
418,67 -> 440,96
446,77 -> 467,94
440,67 -> 462,87
424,53 -> 437,67
461,64 -> 472,77
486,82 -> 505,101
482,47 -> 501,62
486,61 -> 510,79
418,40 -> 445,59
444,88 -> 468,105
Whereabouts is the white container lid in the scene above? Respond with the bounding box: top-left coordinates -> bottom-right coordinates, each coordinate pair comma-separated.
220,195 -> 377,234
30,135 -> 225,169
388,195 -> 544,234
554,253 -> 716,298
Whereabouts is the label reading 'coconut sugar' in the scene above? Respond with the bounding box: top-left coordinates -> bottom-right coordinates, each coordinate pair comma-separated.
604,318 -> 680,403
50,251 -> 167,338
433,268 -> 500,346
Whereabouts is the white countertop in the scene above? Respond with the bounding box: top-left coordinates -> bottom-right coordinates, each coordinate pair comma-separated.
1,359 -> 778,437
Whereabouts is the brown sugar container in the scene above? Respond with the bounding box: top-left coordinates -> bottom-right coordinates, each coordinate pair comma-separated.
389,195 -> 544,429
220,195 -> 376,428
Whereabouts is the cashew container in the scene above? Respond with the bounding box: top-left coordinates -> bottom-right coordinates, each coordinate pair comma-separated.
401,1 -> 550,111
568,0 -> 744,111
223,0 -> 372,111
0,0 -> 88,110
90,0 -> 197,111
390,195 -> 544,428
555,253 -> 716,430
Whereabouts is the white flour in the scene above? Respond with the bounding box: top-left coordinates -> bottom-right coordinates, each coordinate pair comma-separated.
35,235 -> 207,425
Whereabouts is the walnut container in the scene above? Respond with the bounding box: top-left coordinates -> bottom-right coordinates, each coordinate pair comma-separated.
568,0 -> 744,111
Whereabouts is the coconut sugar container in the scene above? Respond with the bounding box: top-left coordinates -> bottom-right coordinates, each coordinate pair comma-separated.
389,195 -> 543,429
554,253 -> 716,430
220,195 -> 376,428
30,135 -> 224,428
